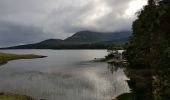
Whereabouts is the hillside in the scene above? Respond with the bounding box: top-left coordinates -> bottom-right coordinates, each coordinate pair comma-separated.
65,31 -> 131,43
2,31 -> 131,49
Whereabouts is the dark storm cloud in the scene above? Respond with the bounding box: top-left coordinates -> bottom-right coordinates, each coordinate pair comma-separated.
0,0 -> 147,46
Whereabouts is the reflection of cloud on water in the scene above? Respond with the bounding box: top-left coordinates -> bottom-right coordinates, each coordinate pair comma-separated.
81,67 -> 130,100
0,66 -> 129,100
0,70 -> 96,100
0,50 -> 129,100
12,71 -> 73,79
82,68 -> 112,100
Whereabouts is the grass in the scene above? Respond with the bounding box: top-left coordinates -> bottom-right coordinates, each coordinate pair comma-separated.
0,52 -> 46,65
0,93 -> 35,100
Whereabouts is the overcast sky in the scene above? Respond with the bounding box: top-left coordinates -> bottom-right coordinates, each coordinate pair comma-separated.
0,0 -> 147,47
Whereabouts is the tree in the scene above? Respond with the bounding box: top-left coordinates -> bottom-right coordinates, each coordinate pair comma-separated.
125,0 -> 170,99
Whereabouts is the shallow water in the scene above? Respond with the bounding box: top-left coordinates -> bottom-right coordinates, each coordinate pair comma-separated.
0,50 -> 129,100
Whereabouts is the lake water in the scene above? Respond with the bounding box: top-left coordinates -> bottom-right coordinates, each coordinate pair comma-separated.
0,50 -> 129,100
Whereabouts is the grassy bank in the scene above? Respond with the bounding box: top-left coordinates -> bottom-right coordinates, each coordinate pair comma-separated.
0,52 -> 46,65
0,92 -> 35,100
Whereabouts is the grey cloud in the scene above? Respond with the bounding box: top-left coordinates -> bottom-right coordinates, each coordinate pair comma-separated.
0,0 -> 147,46
43,0 -> 138,33
0,21 -> 48,47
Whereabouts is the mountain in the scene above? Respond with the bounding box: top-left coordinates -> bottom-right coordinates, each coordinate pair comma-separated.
65,31 -> 131,43
39,39 -> 63,44
2,31 -> 131,49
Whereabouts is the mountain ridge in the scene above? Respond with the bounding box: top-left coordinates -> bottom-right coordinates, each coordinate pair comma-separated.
2,30 -> 131,49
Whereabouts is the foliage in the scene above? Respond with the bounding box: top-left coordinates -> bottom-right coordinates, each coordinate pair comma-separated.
116,93 -> 133,100
125,0 -> 170,100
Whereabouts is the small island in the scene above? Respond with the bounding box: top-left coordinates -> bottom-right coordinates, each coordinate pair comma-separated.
0,52 -> 46,66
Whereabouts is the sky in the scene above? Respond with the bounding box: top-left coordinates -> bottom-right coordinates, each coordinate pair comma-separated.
0,0 -> 147,47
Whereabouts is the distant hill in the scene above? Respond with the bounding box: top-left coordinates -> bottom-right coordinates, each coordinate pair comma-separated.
2,31 -> 131,49
65,31 -> 131,43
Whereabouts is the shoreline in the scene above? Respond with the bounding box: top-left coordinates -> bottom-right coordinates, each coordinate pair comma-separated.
0,52 -> 47,100
0,52 -> 47,66
0,92 -> 35,100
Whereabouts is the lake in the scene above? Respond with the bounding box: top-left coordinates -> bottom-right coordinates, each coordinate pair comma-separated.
0,50 -> 129,100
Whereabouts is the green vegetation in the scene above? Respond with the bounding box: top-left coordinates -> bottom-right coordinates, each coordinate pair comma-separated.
3,41 -> 125,50
0,52 -> 46,65
0,93 -> 34,100
116,93 -> 133,100
125,0 -> 170,100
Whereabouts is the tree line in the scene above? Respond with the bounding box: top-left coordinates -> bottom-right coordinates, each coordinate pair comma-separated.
125,0 -> 170,100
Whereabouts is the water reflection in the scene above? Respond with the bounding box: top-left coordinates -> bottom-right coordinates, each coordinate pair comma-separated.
107,63 -> 119,74
0,50 -> 129,100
